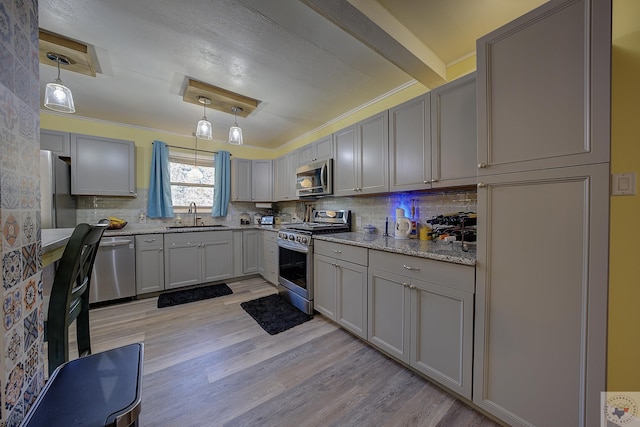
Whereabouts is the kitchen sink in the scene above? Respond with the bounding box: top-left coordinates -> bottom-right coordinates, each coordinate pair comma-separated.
166,224 -> 227,229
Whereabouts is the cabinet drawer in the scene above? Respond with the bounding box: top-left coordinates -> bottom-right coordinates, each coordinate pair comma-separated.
262,230 -> 278,243
135,234 -> 163,248
315,240 -> 368,266
369,250 -> 474,293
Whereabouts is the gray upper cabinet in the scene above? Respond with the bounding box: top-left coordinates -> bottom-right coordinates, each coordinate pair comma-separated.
251,159 -> 273,202
40,129 -> 71,156
476,0 -> 610,176
430,72 -> 477,188
231,158 -> 252,201
273,151 -> 298,201
389,73 -> 477,192
231,158 -> 273,202
298,135 -> 333,164
389,94 -> 431,192
70,134 -> 136,196
334,112 -> 389,196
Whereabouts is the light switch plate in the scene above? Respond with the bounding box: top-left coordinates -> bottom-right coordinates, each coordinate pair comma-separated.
612,172 -> 636,196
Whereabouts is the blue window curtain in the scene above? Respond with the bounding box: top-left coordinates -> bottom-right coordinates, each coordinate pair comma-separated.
212,151 -> 231,217
147,141 -> 174,218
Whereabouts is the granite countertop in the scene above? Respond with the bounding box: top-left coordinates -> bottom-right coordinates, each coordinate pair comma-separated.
314,232 -> 476,266
103,224 -> 281,237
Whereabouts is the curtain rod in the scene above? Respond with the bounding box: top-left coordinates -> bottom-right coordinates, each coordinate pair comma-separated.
154,142 -> 230,156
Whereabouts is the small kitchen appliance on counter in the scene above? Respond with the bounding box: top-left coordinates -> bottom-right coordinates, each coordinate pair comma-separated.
395,208 -> 411,239
277,209 -> 351,315
260,215 -> 274,225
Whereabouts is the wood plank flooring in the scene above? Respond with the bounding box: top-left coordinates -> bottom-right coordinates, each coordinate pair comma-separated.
71,277 -> 501,427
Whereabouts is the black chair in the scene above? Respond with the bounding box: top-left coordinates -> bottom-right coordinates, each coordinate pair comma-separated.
45,219 -> 109,377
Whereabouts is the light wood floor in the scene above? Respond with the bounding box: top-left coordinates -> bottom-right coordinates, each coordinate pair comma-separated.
73,277 -> 500,427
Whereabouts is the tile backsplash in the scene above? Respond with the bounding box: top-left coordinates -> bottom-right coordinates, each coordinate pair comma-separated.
77,188 -> 476,232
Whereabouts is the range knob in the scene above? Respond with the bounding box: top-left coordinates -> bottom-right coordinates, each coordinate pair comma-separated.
301,237 -> 308,244
289,234 -> 295,241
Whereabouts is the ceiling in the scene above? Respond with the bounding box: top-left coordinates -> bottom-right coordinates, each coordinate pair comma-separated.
42,0 -> 623,151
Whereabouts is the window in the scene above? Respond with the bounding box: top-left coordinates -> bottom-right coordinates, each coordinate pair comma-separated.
169,151 -> 215,211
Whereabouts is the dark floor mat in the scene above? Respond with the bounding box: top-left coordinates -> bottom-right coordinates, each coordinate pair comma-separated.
157,283 -> 232,308
241,294 -> 312,335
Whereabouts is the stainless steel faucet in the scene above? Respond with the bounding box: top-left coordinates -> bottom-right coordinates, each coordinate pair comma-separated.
188,202 -> 197,226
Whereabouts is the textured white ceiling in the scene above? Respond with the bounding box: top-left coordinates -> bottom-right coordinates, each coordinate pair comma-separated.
38,0 -> 549,150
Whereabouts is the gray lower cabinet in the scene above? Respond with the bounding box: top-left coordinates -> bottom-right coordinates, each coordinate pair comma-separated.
242,229 -> 260,274
261,230 -> 278,285
135,234 -> 164,294
314,241 -> 368,339
164,231 -> 233,289
368,250 -> 474,399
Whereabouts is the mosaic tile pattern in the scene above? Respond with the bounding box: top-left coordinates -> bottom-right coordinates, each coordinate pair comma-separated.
0,0 -> 42,424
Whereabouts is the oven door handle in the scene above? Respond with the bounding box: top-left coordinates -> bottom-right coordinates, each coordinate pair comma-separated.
278,240 -> 310,254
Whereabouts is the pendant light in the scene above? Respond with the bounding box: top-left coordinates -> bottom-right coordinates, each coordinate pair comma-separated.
228,106 -> 243,145
186,136 -> 203,181
44,53 -> 75,113
195,96 -> 213,140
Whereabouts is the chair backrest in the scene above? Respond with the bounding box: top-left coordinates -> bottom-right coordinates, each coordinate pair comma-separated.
46,219 -> 109,376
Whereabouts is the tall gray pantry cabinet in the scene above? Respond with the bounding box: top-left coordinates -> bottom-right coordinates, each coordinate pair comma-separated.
473,1 -> 611,426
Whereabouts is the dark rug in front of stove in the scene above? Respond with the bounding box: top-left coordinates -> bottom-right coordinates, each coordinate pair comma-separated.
157,283 -> 232,308
241,294 -> 312,335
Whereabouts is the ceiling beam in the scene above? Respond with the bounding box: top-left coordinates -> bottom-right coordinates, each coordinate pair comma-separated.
299,0 -> 446,88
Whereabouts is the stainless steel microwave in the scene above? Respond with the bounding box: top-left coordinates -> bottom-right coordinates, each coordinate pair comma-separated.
296,159 -> 333,197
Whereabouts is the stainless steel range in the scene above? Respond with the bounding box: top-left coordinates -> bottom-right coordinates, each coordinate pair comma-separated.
277,210 -> 351,314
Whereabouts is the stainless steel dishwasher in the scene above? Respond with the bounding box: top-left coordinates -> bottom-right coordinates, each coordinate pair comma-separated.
90,236 -> 136,304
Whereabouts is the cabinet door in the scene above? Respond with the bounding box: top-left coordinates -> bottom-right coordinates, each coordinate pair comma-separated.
476,0 -> 610,175
313,254 -> 336,319
410,279 -> 473,399
367,268 -> 410,363
40,129 -> 70,156
242,230 -> 260,274
314,135 -> 333,161
70,134 -> 136,196
336,260 -> 367,339
231,158 -> 252,201
164,240 -> 200,289
358,111 -> 389,194
201,239 -> 233,283
430,73 -> 476,188
474,164 -> 609,427
333,125 -> 358,196
261,231 -> 278,285
274,155 -> 289,202
251,159 -> 273,201
389,94 -> 431,192
135,235 -> 164,294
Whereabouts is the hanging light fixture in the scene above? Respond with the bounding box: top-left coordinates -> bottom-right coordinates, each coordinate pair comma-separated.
195,96 -> 213,140
186,135 -> 203,181
228,106 -> 243,145
44,53 -> 75,113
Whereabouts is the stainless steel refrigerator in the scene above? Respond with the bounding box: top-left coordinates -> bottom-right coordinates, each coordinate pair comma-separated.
40,150 -> 77,228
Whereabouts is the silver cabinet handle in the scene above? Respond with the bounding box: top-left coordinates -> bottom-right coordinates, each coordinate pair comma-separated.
332,249 -> 342,253
430,178 -> 439,183
144,239 -> 156,243
409,284 -> 416,290
403,264 -> 419,271
477,182 -> 486,188
478,162 -> 487,168
423,180 -> 429,184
